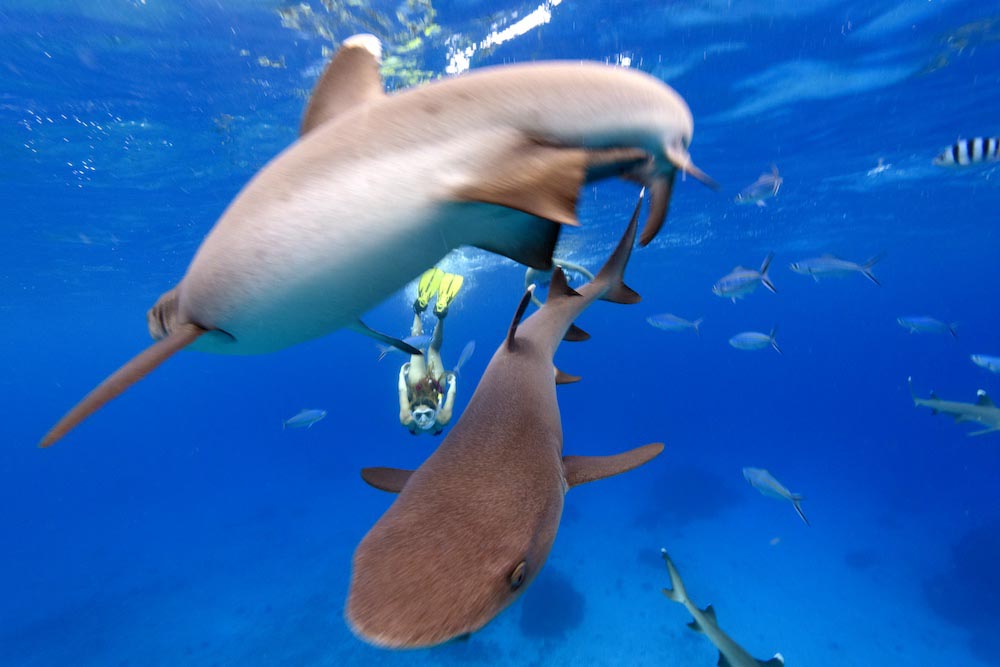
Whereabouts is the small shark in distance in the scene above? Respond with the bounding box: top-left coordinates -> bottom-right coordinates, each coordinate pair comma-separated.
39,33 -> 716,448
742,467 -> 808,525
661,549 -> 785,667
908,376 -> 1000,436
346,193 -> 663,648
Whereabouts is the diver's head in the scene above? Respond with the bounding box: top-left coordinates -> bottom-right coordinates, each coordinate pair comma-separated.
412,404 -> 438,431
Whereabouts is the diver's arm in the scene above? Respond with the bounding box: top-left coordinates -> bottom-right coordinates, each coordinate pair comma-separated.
437,374 -> 458,425
398,365 -> 413,426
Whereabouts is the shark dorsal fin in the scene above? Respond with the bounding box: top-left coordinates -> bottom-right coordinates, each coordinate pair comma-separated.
702,604 -> 717,623
563,442 -> 663,488
361,466 -> 413,493
506,286 -> 535,351
977,390 -> 994,407
759,654 -> 785,666
300,34 -> 385,136
547,266 -> 581,301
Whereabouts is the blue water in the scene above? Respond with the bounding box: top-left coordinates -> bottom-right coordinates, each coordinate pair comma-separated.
3,1 -> 1000,665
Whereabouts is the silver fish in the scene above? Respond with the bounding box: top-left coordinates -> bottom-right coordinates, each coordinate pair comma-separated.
742,467 -> 808,525
789,253 -> 883,286
734,165 -> 782,207
712,253 -> 776,302
453,340 -> 476,375
934,137 -> 1000,167
646,313 -> 703,336
729,328 -> 781,354
283,408 -> 327,430
971,354 -> 1000,374
897,316 -> 957,338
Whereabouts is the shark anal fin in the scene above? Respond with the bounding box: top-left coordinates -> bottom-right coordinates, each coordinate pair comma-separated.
564,323 -> 590,342
39,322 -> 207,448
505,287 -> 535,351
361,467 -> 414,493
639,172 -> 675,247
555,367 -> 581,385
350,320 -> 422,355
453,137 -> 588,227
563,442 -> 663,488
300,34 -> 385,135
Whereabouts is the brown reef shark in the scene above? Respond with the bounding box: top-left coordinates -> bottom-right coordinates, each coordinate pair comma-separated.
347,193 -> 663,648
40,33 -> 714,448
908,376 -> 1000,436
661,549 -> 785,667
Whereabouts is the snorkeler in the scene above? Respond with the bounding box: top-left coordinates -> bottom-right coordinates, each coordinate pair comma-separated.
398,268 -> 464,436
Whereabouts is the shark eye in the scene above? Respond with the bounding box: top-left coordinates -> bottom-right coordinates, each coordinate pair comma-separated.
508,561 -> 527,591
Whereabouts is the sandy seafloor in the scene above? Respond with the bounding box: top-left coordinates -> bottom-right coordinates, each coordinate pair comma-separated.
3,0 -> 1000,665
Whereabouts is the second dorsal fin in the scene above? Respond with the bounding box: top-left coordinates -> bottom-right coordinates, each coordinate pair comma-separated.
300,34 -> 386,135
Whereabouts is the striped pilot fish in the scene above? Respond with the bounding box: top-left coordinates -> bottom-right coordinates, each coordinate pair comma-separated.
933,137 -> 1000,167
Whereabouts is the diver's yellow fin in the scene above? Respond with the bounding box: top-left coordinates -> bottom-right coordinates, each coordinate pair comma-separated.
434,273 -> 464,317
414,268 -> 444,313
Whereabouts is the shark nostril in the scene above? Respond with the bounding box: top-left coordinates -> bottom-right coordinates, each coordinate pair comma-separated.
509,561 -> 527,591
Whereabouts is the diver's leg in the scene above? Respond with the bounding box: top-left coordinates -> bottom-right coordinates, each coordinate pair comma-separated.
427,316 -> 445,379
407,313 -> 429,385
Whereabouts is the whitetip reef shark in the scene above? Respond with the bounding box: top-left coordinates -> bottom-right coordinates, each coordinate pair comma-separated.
908,376 -> 1000,436
661,549 -> 785,667
346,194 -> 663,648
39,33 -> 714,448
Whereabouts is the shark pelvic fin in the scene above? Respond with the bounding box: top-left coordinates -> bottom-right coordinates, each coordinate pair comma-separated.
350,320 -> 423,355
361,467 -> 414,493
562,442 -> 663,488
564,324 -> 590,342
39,322 -> 207,448
453,136 -> 588,227
506,286 -> 535,351
300,34 -> 385,135
554,367 -> 581,384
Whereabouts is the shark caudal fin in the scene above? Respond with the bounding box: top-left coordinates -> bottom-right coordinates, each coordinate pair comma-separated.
659,548 -> 690,605
39,322 -> 207,448
563,442 -> 663,488
594,190 -> 644,305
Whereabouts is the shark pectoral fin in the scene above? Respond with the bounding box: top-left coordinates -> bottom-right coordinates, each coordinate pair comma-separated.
967,427 -> 1000,436
562,442 -> 664,488
639,172 -> 675,247
584,147 -> 650,182
554,367 -> 581,385
361,467 -> 414,493
470,212 -> 561,270
453,137 -> 588,228
300,34 -> 385,135
350,320 -> 422,355
564,324 -> 590,342
39,322 -> 207,448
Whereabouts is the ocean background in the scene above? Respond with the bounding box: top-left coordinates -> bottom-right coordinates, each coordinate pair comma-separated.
3,1 -> 1000,665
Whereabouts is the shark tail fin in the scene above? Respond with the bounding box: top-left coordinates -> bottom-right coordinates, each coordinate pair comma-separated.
505,285 -> 536,351
948,322 -> 959,338
39,322 -> 207,448
760,252 -> 777,294
660,548 -> 689,605
595,189 -> 643,304
791,494 -> 810,526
